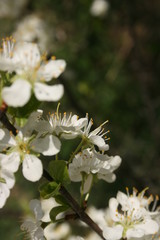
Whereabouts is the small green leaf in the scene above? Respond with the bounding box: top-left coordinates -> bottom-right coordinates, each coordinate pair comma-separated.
49,160 -> 71,185
39,181 -> 60,199
50,205 -> 70,222
54,195 -> 70,207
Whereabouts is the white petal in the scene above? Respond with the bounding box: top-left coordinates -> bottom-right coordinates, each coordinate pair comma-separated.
33,135 -> 61,156
98,172 -> 116,183
126,228 -> 144,238
108,198 -> 120,222
109,156 -> 122,169
34,83 -> 64,101
90,135 -> 106,149
34,226 -> 45,239
0,129 -> 16,151
13,42 -> 41,73
1,170 -> 15,189
103,225 -> 123,240
116,191 -> 128,208
1,152 -> 20,173
22,154 -> 43,182
22,110 -> 43,136
30,199 -> 44,220
0,183 -> 10,208
41,198 -> 58,222
44,223 -> 70,240
73,117 -> 88,130
134,218 -> 159,235
0,129 -> 5,140
21,218 -> 36,232
82,174 -> 93,194
2,79 -> 31,107
38,59 -> 66,81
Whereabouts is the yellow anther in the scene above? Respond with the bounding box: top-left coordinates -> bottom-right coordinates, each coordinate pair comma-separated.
51,55 -> 56,60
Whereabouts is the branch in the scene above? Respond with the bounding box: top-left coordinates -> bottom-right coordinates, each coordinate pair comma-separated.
0,105 -> 17,135
43,170 -> 105,240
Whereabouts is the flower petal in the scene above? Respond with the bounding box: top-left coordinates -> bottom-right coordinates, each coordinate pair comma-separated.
90,135 -> 106,149
22,154 -> 43,182
1,152 -> 20,173
98,172 -> 116,183
29,199 -> 44,220
103,225 -> 123,240
2,79 -> 31,107
1,170 -> 15,189
0,183 -> 10,208
82,174 -> 93,194
38,59 -> 66,81
13,42 -> 41,73
34,83 -> 64,101
44,223 -> 70,240
133,218 -> 159,235
32,135 -> 61,156
0,129 -> 16,151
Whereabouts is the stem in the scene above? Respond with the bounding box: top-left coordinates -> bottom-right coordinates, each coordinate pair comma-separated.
0,107 -> 17,135
68,138 -> 85,163
43,169 -> 105,240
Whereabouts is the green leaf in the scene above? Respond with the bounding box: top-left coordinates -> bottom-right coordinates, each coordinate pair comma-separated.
50,205 -> 70,222
39,181 -> 60,199
54,195 -> 70,207
48,160 -> 71,185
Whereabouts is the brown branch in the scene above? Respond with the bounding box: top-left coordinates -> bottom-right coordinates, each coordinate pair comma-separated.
0,106 -> 17,136
43,169 -> 105,240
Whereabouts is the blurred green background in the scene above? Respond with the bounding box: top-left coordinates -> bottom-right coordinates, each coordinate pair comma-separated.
0,0 -> 159,239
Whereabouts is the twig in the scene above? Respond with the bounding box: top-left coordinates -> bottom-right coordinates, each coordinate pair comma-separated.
0,106 -> 17,135
43,169 -> 105,240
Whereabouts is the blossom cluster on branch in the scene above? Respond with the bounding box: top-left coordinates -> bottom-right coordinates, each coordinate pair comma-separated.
0,37 -> 160,240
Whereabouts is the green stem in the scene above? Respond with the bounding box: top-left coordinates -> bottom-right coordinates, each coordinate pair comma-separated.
55,154 -> 58,161
68,138 -> 85,164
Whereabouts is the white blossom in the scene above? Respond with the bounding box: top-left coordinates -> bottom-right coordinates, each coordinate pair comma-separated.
90,0 -> 109,17
32,109 -> 87,156
0,128 -> 43,182
1,41 -> 66,106
68,148 -> 121,193
13,14 -> 49,51
102,189 -> 160,240
21,199 -> 45,240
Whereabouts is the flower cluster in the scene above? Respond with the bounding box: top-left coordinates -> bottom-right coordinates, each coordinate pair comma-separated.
0,104 -> 121,208
102,188 -> 160,240
68,148 -> 121,193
